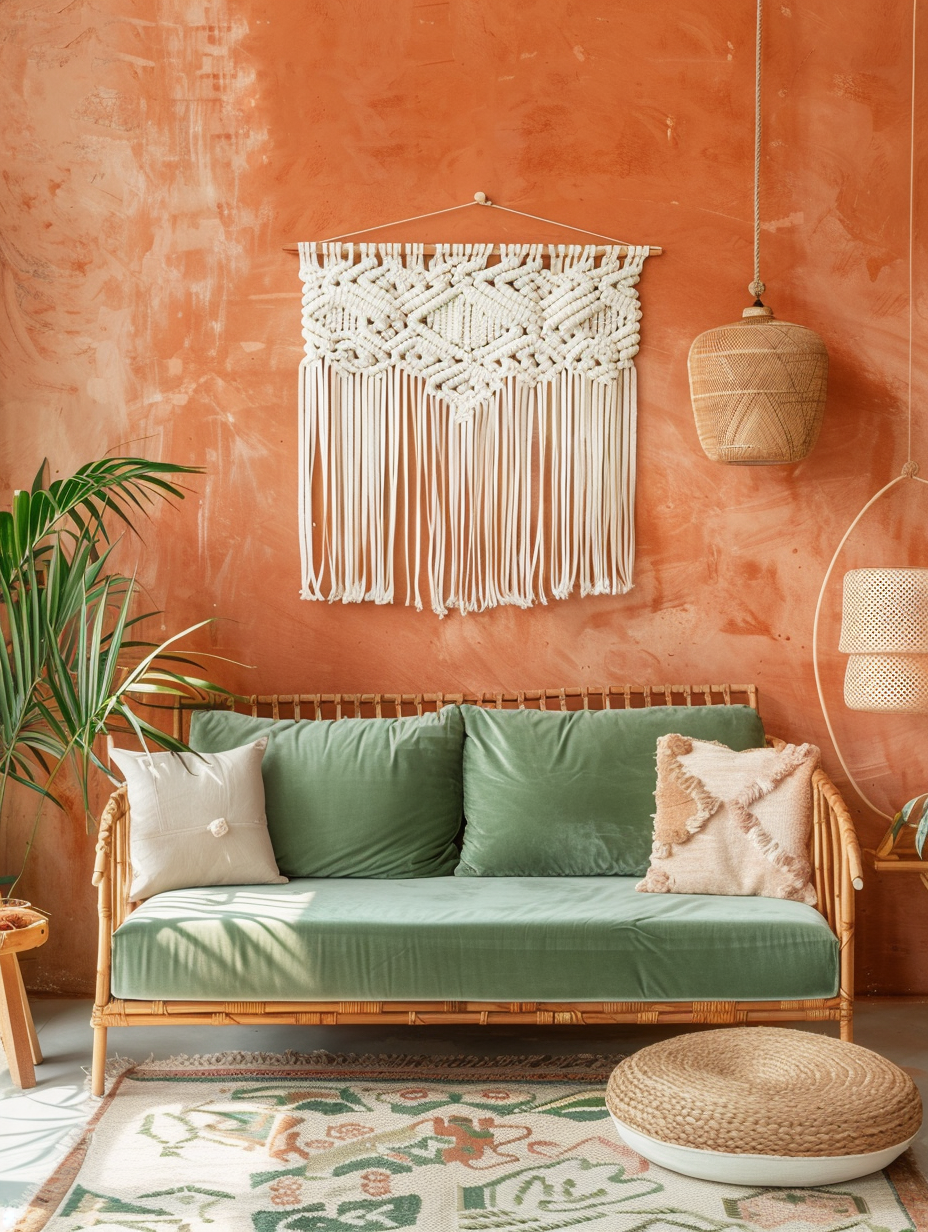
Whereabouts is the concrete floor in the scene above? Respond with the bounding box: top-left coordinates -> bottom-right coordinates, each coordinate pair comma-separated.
2,998 -> 928,1224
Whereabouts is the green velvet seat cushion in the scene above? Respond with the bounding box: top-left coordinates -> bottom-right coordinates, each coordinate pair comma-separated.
188,708 -> 463,878
457,704 -> 766,877
110,876 -> 838,1003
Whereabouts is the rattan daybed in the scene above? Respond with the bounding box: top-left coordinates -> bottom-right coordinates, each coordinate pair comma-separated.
90,683 -> 862,1097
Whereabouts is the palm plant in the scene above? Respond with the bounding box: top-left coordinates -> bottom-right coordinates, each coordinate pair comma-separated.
0,457 -> 234,898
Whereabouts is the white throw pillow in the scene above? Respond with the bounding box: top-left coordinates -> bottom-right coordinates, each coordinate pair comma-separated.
110,739 -> 287,900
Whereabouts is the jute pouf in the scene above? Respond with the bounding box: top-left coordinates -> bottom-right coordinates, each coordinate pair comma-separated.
606,1027 -> 922,1185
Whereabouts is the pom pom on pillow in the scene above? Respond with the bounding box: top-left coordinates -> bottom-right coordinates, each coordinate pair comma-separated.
110,739 -> 287,900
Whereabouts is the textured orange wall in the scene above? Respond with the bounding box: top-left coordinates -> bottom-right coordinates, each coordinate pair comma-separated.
2,0 -> 927,995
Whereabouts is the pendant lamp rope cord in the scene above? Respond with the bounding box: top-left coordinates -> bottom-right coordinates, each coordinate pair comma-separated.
750,0 -> 765,301
812,0 -> 923,825
909,0 -> 918,465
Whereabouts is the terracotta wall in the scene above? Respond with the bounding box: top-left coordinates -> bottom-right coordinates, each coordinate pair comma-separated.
2,0 -> 927,996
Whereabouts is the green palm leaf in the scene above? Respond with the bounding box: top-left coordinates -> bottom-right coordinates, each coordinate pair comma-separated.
0,456 -> 239,892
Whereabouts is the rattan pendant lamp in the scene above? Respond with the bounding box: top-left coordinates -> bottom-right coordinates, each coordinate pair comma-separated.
688,0 -> 828,464
812,0 -> 928,823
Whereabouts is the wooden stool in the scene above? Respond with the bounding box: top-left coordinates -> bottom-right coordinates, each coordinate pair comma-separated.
0,913 -> 48,1089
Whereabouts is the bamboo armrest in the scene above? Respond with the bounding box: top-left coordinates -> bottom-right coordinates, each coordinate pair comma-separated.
814,769 -> 864,890
93,786 -> 127,887
93,787 -> 131,929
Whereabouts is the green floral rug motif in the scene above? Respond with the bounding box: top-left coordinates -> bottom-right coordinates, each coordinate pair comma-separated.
17,1055 -> 927,1232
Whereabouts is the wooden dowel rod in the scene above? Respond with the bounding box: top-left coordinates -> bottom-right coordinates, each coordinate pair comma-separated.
282,243 -> 663,258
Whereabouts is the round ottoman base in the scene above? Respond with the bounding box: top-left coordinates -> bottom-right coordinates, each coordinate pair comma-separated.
611,1116 -> 917,1186
606,1028 -> 922,1187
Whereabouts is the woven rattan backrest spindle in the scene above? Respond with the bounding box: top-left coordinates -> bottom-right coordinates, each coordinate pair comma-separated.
170,683 -> 759,742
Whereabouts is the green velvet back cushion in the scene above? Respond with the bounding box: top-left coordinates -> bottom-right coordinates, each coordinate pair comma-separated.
188,708 -> 464,878
457,704 -> 766,877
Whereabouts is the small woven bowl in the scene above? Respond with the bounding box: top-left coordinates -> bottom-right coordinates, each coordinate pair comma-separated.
0,905 -> 45,932
606,1027 -> 922,1185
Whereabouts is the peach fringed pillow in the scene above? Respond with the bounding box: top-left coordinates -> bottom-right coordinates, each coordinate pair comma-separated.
637,735 -> 820,903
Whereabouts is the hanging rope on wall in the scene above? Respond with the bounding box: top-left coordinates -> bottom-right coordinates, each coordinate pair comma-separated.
294,205 -> 656,615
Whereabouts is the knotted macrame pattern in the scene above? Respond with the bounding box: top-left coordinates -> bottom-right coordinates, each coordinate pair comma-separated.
298,241 -> 649,615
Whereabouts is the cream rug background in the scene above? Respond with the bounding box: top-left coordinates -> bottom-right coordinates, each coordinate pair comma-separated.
17,1052 -> 928,1232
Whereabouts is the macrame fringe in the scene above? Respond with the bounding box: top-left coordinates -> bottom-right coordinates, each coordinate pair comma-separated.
299,365 -> 636,615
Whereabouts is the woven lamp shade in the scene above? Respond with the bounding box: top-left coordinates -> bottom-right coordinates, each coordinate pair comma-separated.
840,568 -> 928,713
688,305 -> 828,464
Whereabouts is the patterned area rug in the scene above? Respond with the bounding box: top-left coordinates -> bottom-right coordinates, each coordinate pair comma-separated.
16,1052 -> 928,1232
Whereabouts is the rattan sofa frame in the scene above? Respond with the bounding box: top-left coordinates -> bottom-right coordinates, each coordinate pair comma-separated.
90,683 -> 863,1097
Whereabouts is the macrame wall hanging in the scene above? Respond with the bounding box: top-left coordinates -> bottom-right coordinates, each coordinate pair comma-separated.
288,194 -> 660,615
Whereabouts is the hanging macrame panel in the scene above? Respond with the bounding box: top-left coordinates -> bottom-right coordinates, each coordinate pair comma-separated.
297,241 -> 649,615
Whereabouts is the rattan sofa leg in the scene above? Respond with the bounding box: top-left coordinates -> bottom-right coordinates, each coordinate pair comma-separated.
839,1000 -> 853,1043
91,1026 -> 107,1097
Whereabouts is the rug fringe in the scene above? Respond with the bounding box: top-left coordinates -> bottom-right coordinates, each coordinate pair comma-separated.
4,1117 -> 88,1232
12,1064 -> 137,1232
131,1049 -> 624,1073
101,1056 -> 139,1085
